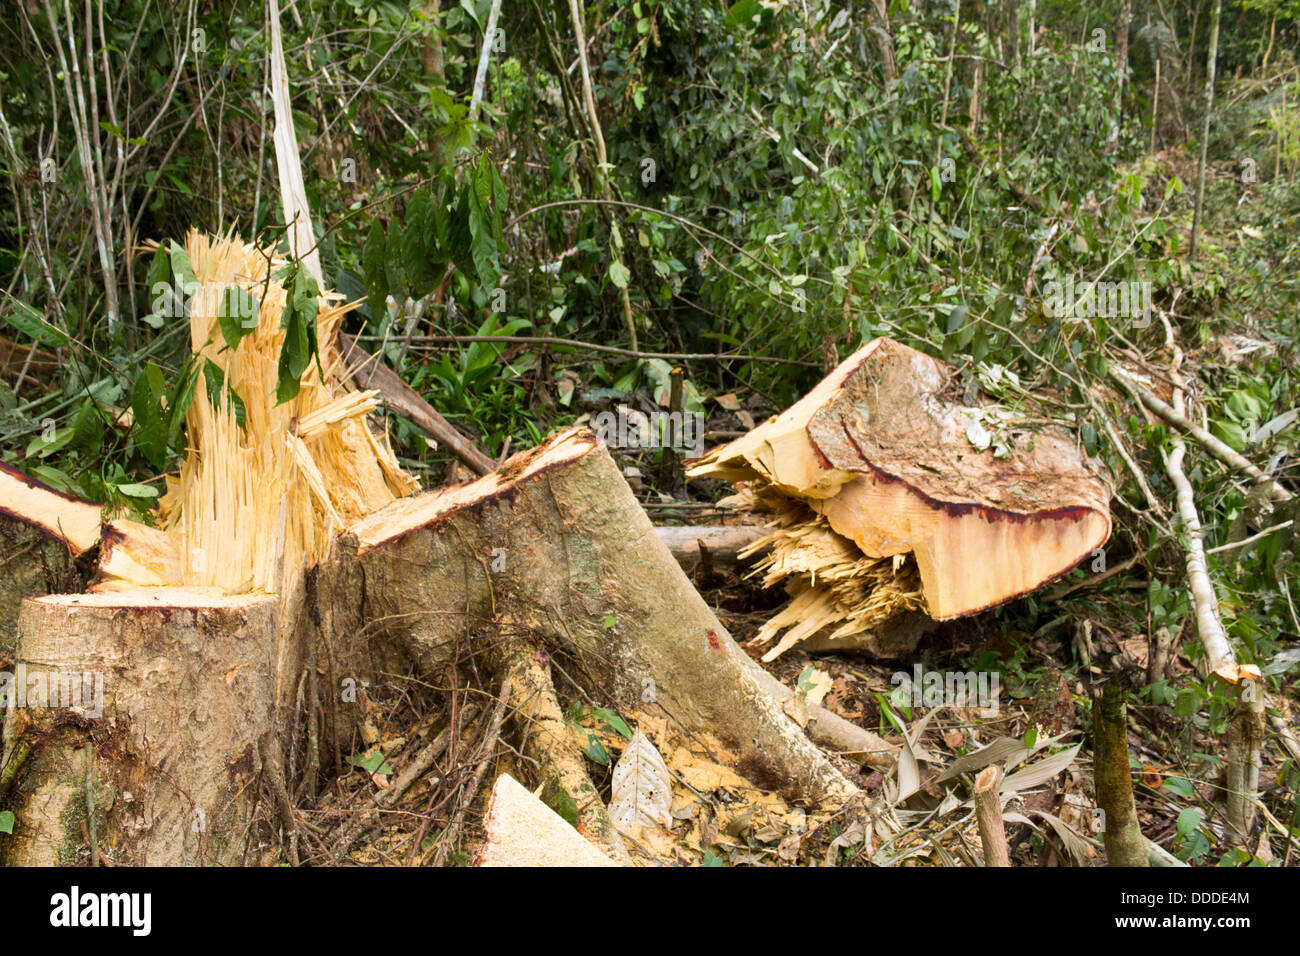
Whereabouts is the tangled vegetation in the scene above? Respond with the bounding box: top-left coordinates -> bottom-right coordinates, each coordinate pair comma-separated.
1,0 -> 1299,866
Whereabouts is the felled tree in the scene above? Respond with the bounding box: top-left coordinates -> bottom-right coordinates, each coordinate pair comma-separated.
689,338 -> 1112,660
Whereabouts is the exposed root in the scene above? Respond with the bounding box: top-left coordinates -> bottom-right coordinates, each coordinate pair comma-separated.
497,637 -> 631,865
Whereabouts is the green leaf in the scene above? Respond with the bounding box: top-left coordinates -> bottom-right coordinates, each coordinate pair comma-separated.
4,297 -> 68,348
472,159 -> 493,209
1173,687 -> 1200,717
203,359 -> 247,428
608,260 -> 631,290
992,294 -> 1014,325
603,614 -> 617,630
582,733 -> 610,766
217,284 -> 257,350
29,464 -> 75,493
26,426 -> 76,459
116,482 -> 160,499
347,749 -> 393,775
167,356 -> 200,448
145,245 -> 172,298
465,183 -> 498,286
1217,848 -> 1253,867
592,707 -> 633,740
1162,776 -> 1195,799
0,810 -> 13,835
384,223 -> 407,300
1176,807 -> 1204,836
946,304 -> 968,333
405,188 -> 443,293
168,240 -> 197,293
276,337 -> 303,405
1210,419 -> 1247,452
726,0 -> 761,27
131,365 -> 169,471
458,0 -> 482,30
274,263 -> 322,405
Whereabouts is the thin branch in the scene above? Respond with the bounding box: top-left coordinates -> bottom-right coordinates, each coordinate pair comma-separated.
467,0 -> 503,124
1112,365 -> 1292,503
370,333 -> 819,367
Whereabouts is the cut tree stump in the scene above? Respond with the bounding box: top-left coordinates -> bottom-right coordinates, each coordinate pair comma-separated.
0,232 -> 865,867
339,427 -> 858,807
3,429 -> 860,864
689,338 -> 1111,659
1,591 -> 277,865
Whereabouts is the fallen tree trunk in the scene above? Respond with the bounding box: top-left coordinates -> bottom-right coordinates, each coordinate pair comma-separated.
689,338 -> 1111,659
336,329 -> 497,476
1147,316 -> 1262,842
652,523 -> 766,575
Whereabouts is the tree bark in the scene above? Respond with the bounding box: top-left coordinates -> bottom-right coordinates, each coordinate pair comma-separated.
1094,682 -> 1149,866
421,0 -> 444,82
1106,0 -> 1131,154
1225,679 -> 1265,842
1,591 -> 279,865
0,464 -> 101,656
973,765 -> 1011,866
867,0 -> 898,80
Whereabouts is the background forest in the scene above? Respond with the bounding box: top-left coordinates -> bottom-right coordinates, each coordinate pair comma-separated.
1,0 -> 1299,865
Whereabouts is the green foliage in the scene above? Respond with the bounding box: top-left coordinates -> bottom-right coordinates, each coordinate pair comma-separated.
346,749 -> 393,776
275,261 -> 324,406
202,359 -> 247,429
3,297 -> 67,349
217,285 -> 258,352
0,9 -> 1297,872
130,360 -> 197,474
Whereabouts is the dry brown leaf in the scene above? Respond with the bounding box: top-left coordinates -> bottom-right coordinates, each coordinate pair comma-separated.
609,730 -> 673,830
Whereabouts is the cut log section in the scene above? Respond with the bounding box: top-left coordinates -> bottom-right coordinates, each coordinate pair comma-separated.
690,338 -> 1111,659
475,773 -> 618,867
